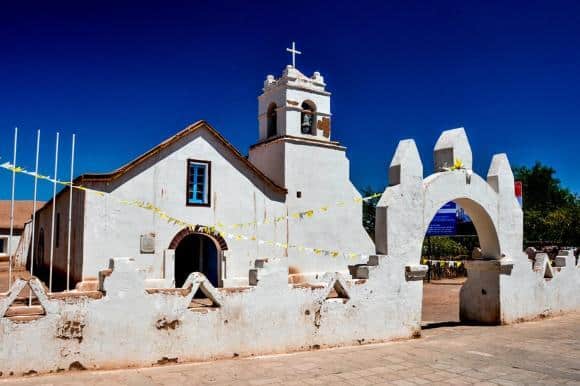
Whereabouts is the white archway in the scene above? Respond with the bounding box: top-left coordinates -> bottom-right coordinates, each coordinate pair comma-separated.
375,128 -> 524,323
376,129 -> 522,265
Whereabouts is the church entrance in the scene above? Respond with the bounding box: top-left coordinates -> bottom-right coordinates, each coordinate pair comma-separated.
174,233 -> 220,288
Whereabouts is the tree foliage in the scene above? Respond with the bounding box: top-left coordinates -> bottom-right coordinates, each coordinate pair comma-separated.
361,186 -> 381,239
422,236 -> 468,258
513,162 -> 579,246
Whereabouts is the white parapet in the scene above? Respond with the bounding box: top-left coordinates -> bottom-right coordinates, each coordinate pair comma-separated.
433,127 -> 473,171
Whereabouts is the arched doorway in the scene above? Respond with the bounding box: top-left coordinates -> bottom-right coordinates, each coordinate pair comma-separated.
377,132 -> 524,325
169,227 -> 228,288
421,195 -> 502,324
421,199 -> 498,326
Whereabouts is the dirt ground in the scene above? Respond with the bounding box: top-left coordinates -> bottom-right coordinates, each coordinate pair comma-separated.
421,277 -> 466,324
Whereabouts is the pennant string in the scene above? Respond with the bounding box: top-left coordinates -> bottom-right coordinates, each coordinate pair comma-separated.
0,160 -> 377,261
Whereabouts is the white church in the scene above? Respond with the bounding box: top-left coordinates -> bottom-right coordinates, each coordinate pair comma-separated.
33,48 -> 374,290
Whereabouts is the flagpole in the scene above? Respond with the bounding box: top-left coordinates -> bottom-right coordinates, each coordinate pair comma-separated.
29,129 -> 40,305
66,134 -> 75,291
7,127 -> 18,289
48,132 -> 59,292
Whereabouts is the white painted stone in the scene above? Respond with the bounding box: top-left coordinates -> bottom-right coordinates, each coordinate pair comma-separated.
376,127 -> 579,324
375,139 -> 423,256
433,127 -> 472,171
0,255 -> 421,375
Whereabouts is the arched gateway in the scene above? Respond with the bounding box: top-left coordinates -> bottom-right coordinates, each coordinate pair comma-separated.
169,227 -> 228,288
376,128 -> 523,323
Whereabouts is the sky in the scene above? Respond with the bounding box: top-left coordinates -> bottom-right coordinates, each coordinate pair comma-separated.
0,0 -> 579,201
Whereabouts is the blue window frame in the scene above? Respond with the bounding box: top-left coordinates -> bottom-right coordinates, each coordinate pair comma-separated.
187,160 -> 211,206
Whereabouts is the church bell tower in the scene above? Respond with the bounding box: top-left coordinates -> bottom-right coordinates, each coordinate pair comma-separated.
248,43 -> 374,277
249,43 -> 339,188
257,64 -> 332,142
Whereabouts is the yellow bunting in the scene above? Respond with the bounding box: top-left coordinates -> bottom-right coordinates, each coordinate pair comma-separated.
0,160 -> 377,262
452,158 -> 464,170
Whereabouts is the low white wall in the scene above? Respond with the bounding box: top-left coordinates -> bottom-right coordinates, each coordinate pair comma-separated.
0,252 -> 578,377
0,256 -> 421,376
499,250 -> 580,323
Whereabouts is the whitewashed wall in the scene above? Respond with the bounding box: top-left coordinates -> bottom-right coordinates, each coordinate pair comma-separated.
376,128 -> 580,324
82,127 -> 287,287
283,140 -> 375,278
31,188 -> 85,288
0,256 -> 421,376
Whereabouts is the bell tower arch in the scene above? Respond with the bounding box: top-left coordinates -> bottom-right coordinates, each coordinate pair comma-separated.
256,65 -> 331,142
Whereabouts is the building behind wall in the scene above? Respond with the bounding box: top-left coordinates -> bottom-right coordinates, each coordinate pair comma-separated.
0,201 -> 44,261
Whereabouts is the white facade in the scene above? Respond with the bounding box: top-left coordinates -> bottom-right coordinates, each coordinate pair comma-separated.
81,127 -> 287,288
33,65 -> 373,289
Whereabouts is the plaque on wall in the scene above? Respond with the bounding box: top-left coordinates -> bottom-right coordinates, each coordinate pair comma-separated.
140,233 -> 156,254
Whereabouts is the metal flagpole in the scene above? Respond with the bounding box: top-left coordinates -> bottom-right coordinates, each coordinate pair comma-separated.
7,127 -> 18,288
29,129 -> 40,305
48,132 -> 59,292
66,134 -> 75,291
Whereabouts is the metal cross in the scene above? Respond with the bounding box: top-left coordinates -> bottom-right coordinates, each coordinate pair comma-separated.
286,41 -> 302,68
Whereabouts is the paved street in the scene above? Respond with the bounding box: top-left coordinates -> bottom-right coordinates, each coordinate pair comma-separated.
2,311 -> 579,385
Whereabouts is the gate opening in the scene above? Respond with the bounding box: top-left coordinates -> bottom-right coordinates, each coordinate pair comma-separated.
421,199 -> 490,326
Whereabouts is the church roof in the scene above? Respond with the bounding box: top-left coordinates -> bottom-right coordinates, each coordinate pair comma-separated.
78,120 -> 287,195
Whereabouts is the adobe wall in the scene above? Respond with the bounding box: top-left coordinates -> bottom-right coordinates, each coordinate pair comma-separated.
79,124 -> 373,289
0,256 -> 421,376
81,128 -> 287,288
29,188 -> 85,290
376,128 -> 580,324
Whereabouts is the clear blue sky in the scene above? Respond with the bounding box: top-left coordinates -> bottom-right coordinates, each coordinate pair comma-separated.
1,0 -> 578,201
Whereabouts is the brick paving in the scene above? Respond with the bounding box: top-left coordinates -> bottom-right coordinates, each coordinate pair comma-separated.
2,311 -> 579,385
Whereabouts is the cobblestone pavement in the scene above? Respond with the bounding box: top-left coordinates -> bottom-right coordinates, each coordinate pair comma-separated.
2,312 -> 579,386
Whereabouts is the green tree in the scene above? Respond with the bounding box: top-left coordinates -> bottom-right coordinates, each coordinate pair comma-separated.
513,162 -> 579,246
422,236 -> 469,258
361,186 -> 382,239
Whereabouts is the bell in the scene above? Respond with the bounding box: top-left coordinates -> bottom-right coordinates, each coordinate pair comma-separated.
301,113 -> 313,134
